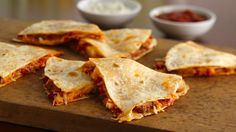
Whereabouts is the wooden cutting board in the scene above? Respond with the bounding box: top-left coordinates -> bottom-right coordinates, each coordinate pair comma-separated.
0,18 -> 235,132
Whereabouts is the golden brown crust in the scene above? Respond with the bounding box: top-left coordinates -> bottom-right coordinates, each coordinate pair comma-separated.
154,60 -> 236,77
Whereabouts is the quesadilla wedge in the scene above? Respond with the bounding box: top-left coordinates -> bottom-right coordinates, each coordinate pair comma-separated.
81,58 -> 189,122
155,41 -> 236,77
15,20 -> 104,45
72,29 -> 157,60
43,57 -> 95,106
0,42 -> 63,87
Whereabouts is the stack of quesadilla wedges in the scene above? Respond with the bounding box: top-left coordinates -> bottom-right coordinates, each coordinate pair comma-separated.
72,28 -> 157,60
12,20 -> 236,123
14,20 -> 157,60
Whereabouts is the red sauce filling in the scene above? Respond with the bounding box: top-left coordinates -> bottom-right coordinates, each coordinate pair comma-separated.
156,10 -> 208,22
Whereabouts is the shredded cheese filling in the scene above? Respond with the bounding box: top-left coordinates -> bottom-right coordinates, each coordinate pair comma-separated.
155,60 -> 236,77
43,77 -> 90,106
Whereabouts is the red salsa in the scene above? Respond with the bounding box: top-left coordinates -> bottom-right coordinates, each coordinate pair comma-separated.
156,10 -> 208,22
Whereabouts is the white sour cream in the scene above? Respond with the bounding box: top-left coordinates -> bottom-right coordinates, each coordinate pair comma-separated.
85,0 -> 133,15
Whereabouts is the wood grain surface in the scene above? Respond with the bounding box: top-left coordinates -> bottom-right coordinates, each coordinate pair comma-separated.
0,18 -> 235,132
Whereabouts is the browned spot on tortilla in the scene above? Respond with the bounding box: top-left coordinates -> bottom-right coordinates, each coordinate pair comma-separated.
76,67 -> 82,71
134,72 -> 140,77
124,35 -> 136,41
68,71 -> 78,77
161,77 -> 172,91
57,59 -> 62,62
139,80 -> 144,84
114,82 -> 119,86
112,63 -> 120,68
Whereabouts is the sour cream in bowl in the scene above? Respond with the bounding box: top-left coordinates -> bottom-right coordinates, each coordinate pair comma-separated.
77,0 -> 142,28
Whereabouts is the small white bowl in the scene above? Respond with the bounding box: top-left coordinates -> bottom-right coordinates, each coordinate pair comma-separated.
77,0 -> 142,28
149,5 -> 216,40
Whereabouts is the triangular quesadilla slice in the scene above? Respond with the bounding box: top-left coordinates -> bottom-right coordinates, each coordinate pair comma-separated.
155,41 -> 236,77
72,29 -> 157,60
81,58 -> 189,122
43,57 -> 95,106
14,20 -> 104,45
0,42 -> 63,87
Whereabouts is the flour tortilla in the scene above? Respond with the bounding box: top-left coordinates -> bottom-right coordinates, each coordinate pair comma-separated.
44,57 -> 94,92
165,41 -> 236,71
15,20 -> 103,45
0,41 -> 62,87
79,29 -> 157,59
86,58 -> 188,121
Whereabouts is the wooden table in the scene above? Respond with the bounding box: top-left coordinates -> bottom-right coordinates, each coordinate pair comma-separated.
0,0 -> 235,131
